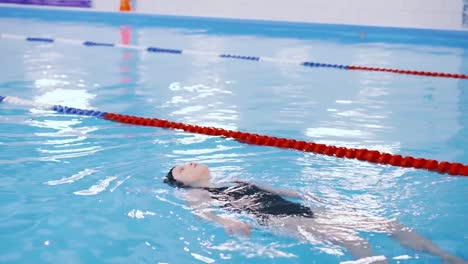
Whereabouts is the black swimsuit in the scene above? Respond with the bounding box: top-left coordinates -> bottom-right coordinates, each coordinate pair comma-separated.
204,182 -> 314,222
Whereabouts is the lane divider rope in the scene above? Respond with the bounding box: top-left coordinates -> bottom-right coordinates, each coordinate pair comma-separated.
1,95 -> 467,176
2,33 -> 467,80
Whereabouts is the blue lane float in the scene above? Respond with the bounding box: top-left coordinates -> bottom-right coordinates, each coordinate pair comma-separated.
219,54 -> 260,61
83,41 -> 115,47
51,105 -> 107,118
0,96 -> 106,118
302,61 -> 348,69
26,37 -> 54,43
147,46 -> 183,54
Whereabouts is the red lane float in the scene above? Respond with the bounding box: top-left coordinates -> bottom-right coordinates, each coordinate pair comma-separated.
347,65 -> 468,79
103,113 -> 468,176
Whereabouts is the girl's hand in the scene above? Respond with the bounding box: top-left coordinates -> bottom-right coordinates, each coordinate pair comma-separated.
223,219 -> 252,237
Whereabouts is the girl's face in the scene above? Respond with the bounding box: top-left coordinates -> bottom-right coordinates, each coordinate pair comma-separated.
172,162 -> 211,186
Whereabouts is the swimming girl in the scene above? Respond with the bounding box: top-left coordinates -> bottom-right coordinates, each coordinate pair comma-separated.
163,162 -> 466,263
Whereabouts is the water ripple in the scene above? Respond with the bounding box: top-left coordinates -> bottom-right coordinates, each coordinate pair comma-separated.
45,168 -> 97,186
209,240 -> 298,258
73,176 -> 117,196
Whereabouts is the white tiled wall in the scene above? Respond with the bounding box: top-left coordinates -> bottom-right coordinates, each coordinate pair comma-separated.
131,0 -> 466,30
93,0 -> 119,11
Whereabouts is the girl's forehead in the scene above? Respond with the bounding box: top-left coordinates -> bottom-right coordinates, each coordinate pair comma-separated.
172,165 -> 181,175
173,164 -> 185,175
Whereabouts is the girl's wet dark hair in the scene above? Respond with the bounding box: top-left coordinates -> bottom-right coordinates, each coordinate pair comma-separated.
163,166 -> 187,188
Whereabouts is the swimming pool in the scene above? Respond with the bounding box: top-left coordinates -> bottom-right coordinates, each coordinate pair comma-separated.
0,6 -> 467,264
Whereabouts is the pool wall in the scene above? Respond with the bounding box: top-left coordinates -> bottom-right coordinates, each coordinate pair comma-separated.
1,0 -> 467,30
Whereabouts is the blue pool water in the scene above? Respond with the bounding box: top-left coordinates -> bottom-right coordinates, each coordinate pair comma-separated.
0,6 -> 467,264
